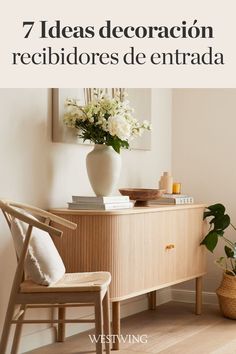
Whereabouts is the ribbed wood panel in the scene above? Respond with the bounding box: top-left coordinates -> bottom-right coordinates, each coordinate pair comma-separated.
50,205 -> 206,301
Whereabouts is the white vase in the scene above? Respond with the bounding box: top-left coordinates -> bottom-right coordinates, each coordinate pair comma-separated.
86,144 -> 121,196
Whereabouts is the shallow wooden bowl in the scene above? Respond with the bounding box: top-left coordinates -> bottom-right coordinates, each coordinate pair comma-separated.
119,188 -> 165,206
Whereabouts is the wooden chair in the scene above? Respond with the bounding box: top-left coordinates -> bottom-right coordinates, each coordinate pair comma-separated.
0,200 -> 111,354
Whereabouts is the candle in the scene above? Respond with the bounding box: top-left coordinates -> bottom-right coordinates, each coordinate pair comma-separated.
173,182 -> 181,194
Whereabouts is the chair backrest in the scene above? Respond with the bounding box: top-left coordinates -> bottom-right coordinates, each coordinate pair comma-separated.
0,200 -> 77,286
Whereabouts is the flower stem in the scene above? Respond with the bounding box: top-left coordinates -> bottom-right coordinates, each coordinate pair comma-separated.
231,223 -> 236,231
222,236 -> 235,248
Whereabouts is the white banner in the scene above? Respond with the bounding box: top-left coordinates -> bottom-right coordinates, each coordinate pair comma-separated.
0,0 -> 235,87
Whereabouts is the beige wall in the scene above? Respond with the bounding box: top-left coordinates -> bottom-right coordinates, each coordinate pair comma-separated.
4,88 -> 235,350
0,88 -> 172,352
172,89 -> 236,292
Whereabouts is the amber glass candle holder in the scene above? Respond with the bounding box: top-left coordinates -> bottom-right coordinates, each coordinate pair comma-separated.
172,182 -> 181,194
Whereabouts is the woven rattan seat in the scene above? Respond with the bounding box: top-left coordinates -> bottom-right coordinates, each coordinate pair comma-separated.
20,272 -> 111,293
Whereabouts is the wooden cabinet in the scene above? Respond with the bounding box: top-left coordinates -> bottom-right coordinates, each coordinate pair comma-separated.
50,204 -> 206,349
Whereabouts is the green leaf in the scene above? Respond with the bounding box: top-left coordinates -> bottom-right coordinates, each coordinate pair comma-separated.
112,143 -> 120,154
231,244 -> 236,258
225,245 -> 234,258
121,140 -> 129,149
200,231 -> 218,252
204,204 -> 226,221
209,217 -> 216,225
213,214 -> 230,231
208,203 -> 225,214
216,256 -> 225,264
203,211 -> 214,219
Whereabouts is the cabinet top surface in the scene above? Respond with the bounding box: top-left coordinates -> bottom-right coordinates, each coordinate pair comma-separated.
50,204 -> 206,216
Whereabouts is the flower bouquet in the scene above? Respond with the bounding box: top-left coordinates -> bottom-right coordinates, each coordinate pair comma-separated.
63,89 -> 151,153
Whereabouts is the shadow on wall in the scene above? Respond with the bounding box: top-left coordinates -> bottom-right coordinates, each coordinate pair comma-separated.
0,88 -> 54,336
0,225 -> 16,330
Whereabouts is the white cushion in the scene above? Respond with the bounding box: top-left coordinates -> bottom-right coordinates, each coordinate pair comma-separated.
11,216 -> 65,286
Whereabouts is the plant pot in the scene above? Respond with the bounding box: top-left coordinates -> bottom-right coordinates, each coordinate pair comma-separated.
86,144 -> 121,196
216,272 -> 236,319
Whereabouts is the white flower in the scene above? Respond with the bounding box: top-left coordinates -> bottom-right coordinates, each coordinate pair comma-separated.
96,117 -> 108,131
63,90 -> 151,153
108,116 -> 131,140
88,116 -> 94,123
142,120 -> 151,129
63,113 -> 77,128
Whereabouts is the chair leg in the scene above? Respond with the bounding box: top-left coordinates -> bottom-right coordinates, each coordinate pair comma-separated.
112,301 -> 120,350
0,300 -> 17,354
103,290 -> 110,354
57,307 -> 66,342
11,305 -> 26,354
95,294 -> 103,354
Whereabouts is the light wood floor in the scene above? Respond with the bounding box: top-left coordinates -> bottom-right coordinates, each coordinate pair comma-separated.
25,302 -> 236,354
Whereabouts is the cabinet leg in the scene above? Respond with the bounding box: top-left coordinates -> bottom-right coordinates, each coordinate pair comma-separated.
57,307 -> 66,342
148,291 -> 156,310
195,276 -> 203,315
112,301 -> 120,350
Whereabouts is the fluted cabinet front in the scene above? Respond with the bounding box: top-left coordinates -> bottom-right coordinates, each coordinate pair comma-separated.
51,205 -> 206,301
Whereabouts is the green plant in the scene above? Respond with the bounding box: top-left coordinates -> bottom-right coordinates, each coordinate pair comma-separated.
201,203 -> 236,276
63,89 -> 151,154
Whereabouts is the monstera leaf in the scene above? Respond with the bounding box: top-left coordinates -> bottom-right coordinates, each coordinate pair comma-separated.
201,203 -> 236,275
